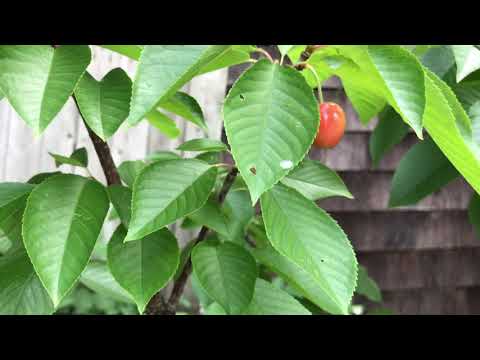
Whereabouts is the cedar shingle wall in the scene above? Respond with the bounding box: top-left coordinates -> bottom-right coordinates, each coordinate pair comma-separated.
228,46 -> 480,314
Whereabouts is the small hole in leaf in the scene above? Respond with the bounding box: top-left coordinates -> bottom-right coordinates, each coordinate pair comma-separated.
239,94 -> 245,101
250,167 -> 257,175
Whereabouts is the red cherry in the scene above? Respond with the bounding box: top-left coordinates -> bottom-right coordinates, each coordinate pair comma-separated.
313,102 -> 346,149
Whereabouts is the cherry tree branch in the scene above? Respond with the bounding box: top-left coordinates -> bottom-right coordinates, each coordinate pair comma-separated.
72,95 -> 122,186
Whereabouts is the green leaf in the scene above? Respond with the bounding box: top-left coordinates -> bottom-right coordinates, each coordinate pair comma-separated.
0,182 -> 35,208
468,193 -> 480,239
421,45 -> 456,79
422,70 -> 480,197
0,248 -> 54,315
469,102 -> 480,144
451,45 -> 480,82
0,183 -> 34,253
356,265 -> 382,302
187,189 -> 254,244
389,136 -> 459,207
49,147 -> 88,168
145,110 -> 181,139
100,45 -> 143,60
0,45 -> 91,134
335,62 -> 387,123
74,69 -> 132,140
0,89 -> 3,102
27,172 -> 62,185
191,240 -> 257,314
251,242 -> 344,314
220,189 -> 255,244
197,45 -> 253,75
118,160 -> 146,188
409,45 -> 438,58
145,150 -> 181,163
188,199 -> 229,236
128,45 -> 229,125
243,278 -> 311,315
287,45 -> 306,64
174,240 -> 196,281
367,45 -> 426,138
260,184 -> 357,315
0,184 -> 33,254
454,80 -> 480,110
126,159 -> 217,241
195,151 -> 221,165
280,159 -> 353,201
369,106 -> 410,167
107,185 -> 132,227
307,46 -> 386,123
80,260 -> 134,304
158,92 -> 207,130
107,225 -> 179,313
224,59 -> 319,204
22,174 -> 109,307
303,49 -> 345,86
177,138 -> 228,153
278,45 -> 294,56
191,269 -> 213,308
204,302 -> 227,315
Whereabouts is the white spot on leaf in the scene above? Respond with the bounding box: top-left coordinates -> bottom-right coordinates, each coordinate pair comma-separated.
279,160 -> 293,170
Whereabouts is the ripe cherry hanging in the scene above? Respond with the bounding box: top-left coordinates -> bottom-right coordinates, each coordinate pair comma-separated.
313,102 -> 346,149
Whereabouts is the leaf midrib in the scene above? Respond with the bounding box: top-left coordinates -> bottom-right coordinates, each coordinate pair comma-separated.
55,179 -> 90,303
254,63 -> 278,189
214,247 -> 231,313
38,47 -> 57,134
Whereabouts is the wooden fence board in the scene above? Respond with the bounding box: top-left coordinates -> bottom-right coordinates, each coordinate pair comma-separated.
309,133 -> 418,171
379,287 -> 471,315
320,172 -> 472,212
333,210 -> 479,252
359,248 -> 480,290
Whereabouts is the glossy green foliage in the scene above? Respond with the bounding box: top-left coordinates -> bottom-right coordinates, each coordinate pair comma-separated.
281,159 -> 352,201
224,59 -> 319,203
128,45 -> 230,125
369,107 -> 410,167
22,174 -> 109,307
0,45 -> 91,134
389,137 -> 459,207
126,159 -> 217,241
261,184 -> 357,314
49,148 -> 88,168
75,69 -> 132,140
0,248 -> 54,315
191,240 -> 257,314
108,226 -> 179,313
177,138 -> 228,153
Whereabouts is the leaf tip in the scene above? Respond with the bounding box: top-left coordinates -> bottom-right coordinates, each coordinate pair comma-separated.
413,127 -> 424,140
